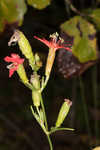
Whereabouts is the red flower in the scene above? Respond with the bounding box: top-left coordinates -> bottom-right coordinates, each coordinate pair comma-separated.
34,33 -> 72,52
4,53 -> 24,77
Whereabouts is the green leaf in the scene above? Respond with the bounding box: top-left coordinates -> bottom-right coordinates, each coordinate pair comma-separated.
27,0 -> 51,10
0,0 -> 27,32
60,16 -> 98,63
90,9 -> 100,30
50,127 -> 74,135
74,37 -> 97,62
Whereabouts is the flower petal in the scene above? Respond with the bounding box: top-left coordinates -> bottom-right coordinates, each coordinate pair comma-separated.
4,53 -> 24,78
34,35 -> 72,52
9,66 -> 18,77
4,53 -> 24,64
34,36 -> 51,48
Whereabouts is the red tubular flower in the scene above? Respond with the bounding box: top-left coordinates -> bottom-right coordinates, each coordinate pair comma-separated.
4,53 -> 24,77
34,33 -> 72,77
34,34 -> 72,52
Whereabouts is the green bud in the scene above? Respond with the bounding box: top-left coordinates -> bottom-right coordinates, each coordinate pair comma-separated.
56,99 -> 72,128
32,91 -> 41,107
31,73 -> 41,107
30,73 -> 40,90
35,53 -> 42,70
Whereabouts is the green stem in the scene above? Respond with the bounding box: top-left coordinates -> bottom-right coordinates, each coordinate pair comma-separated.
71,78 -> 77,129
49,127 -> 74,135
91,66 -> 99,143
40,77 -> 53,149
79,77 -> 92,143
40,95 -> 48,130
64,0 -> 71,18
46,135 -> 53,150
24,82 -> 36,91
65,0 -> 85,16
30,106 -> 47,134
41,76 -> 49,92
31,106 -> 53,150
36,106 -> 40,117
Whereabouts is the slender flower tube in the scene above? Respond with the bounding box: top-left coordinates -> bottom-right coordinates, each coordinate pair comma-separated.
8,30 -> 35,70
34,32 -> 72,76
56,99 -> 72,128
4,53 -> 29,84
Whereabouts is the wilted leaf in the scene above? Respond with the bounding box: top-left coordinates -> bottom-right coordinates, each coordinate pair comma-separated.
27,0 -> 51,10
60,16 -> 98,63
0,0 -> 27,32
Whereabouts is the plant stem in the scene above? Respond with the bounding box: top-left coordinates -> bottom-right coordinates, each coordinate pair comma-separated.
30,106 -> 47,134
40,92 -> 53,149
65,0 -> 85,16
46,134 -> 53,150
91,65 -> 99,144
49,127 -> 74,134
71,78 -> 77,129
79,76 -> 92,144
24,82 -> 36,91
31,105 -> 53,150
36,106 -> 40,116
41,76 -> 49,92
40,95 -> 48,130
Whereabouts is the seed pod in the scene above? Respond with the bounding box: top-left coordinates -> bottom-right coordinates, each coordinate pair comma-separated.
56,99 -> 72,128
17,64 -> 29,84
8,30 -> 35,70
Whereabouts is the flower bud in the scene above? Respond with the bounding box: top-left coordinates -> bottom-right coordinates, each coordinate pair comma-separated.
35,53 -> 42,70
30,73 -> 40,90
30,73 -> 41,107
32,91 -> 41,107
56,99 -> 72,128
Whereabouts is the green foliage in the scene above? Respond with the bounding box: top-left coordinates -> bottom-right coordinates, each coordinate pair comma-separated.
27,0 -> 51,10
0,0 -> 52,32
83,8 -> 100,30
90,9 -> 100,30
0,0 -> 27,32
61,16 -> 98,63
